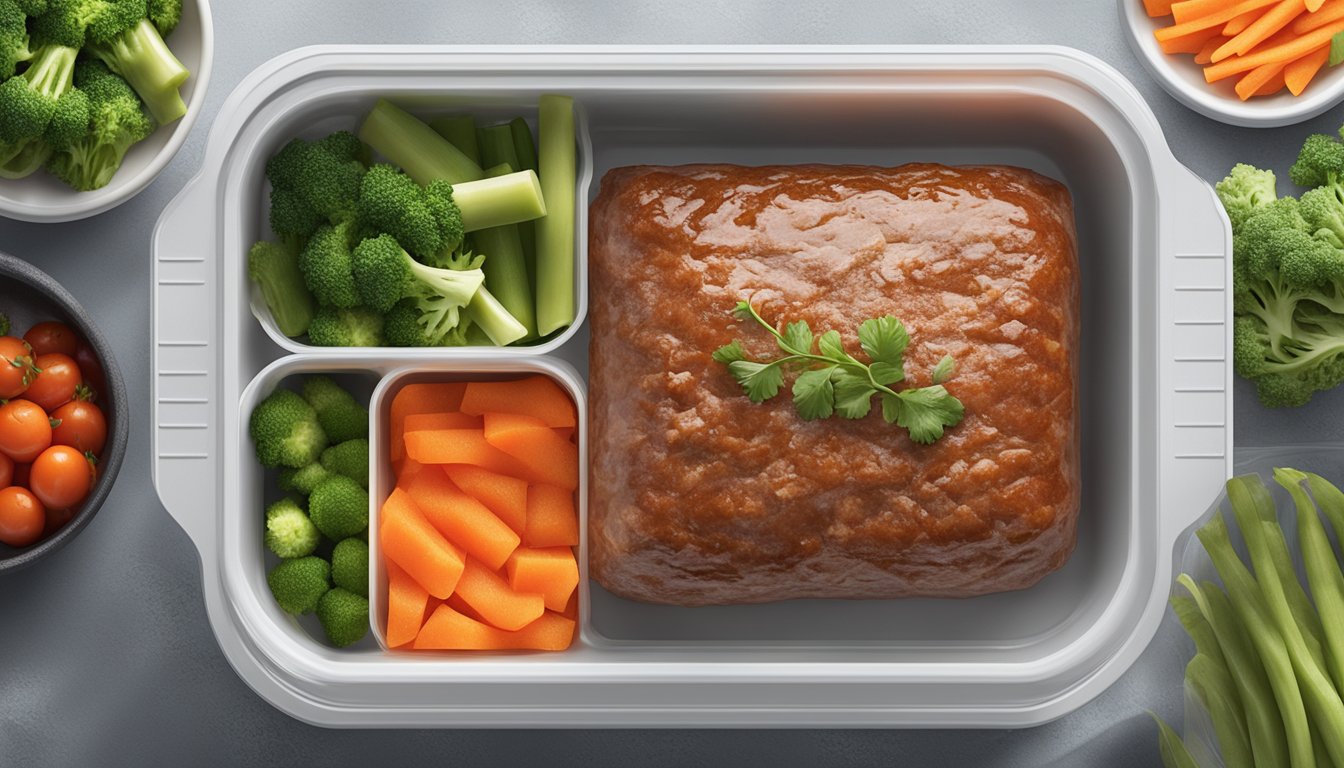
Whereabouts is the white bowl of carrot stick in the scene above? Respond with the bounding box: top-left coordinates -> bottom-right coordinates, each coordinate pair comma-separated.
1123,0 -> 1344,126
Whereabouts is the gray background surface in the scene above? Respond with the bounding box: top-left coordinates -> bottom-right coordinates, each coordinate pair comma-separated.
0,1 -> 1339,765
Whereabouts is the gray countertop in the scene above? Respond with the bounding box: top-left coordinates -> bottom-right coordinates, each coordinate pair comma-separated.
1,1 -> 1340,764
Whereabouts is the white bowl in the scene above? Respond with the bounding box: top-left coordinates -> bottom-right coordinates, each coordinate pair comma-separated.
1120,0 -> 1344,127
0,0 -> 213,222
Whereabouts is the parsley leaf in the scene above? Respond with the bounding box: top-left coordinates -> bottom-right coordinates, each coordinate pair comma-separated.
817,330 -> 850,363
858,316 -> 908,365
792,368 -> 835,420
868,361 -> 905,386
831,369 -> 876,419
893,385 -> 965,444
727,360 -> 784,403
712,339 -> 747,364
931,355 -> 956,385
780,320 -> 815,356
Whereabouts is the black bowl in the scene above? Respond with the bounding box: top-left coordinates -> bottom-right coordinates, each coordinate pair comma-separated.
0,252 -> 127,572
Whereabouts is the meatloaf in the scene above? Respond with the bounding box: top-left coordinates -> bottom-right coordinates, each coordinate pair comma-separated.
587,163 -> 1080,606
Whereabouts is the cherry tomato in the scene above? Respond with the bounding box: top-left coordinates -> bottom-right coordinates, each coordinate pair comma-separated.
24,353 -> 79,412
29,446 -> 92,510
0,400 -> 53,463
0,336 -> 37,399
0,486 -> 43,547
12,462 -> 29,487
50,400 -> 106,456
0,452 -> 11,487
22,322 -> 79,358
72,340 -> 105,401
43,506 -> 75,537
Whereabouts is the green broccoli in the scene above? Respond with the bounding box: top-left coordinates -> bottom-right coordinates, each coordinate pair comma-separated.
0,85 -> 86,178
267,556 -> 330,615
301,375 -> 368,443
277,462 -> 329,497
0,0 -> 86,172
248,387 -> 328,468
320,439 -> 368,488
146,0 -> 178,36
264,497 -> 319,559
356,163 -> 463,260
351,232 -> 482,325
330,537 -> 368,596
308,474 -> 368,540
298,219 -> 361,308
1290,133 -> 1344,189
266,132 -> 367,241
315,587 -> 368,647
44,60 -> 151,190
0,312 -> 9,336
1216,163 -> 1278,233
0,1 -> 33,81
306,305 -> 384,347
82,0 -> 187,125
247,238 -> 314,337
383,297 -> 463,347
15,0 -> 46,14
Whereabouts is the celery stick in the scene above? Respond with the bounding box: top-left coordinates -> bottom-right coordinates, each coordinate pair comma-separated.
429,114 -> 480,167
1153,714 -> 1200,768
452,170 -> 546,232
1186,653 -> 1255,768
535,94 -> 576,336
479,123 -> 522,172
509,117 -> 537,173
358,99 -> 484,186
469,163 -> 536,338
466,285 -> 527,346
1291,471 -> 1344,692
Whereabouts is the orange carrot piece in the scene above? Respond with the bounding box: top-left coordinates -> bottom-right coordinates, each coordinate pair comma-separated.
1285,43 -> 1330,92
1257,66 -> 1290,93
524,484 -> 579,548
444,464 -> 528,536
403,428 -> 532,477
1223,8 -> 1261,32
1212,0 -> 1306,61
482,412 -> 579,491
459,376 -> 577,429
1205,17 -> 1344,79
445,592 -> 488,623
507,547 -> 580,612
1162,0 -> 1281,36
454,557 -> 545,631
406,469 -> 521,571
403,412 -> 482,432
395,458 -> 425,488
1309,0 -> 1326,10
1146,0 -> 1177,15
1236,60 -> 1289,97
562,590 -> 578,620
379,488 -> 466,599
385,560 -> 429,648
1293,0 -> 1344,31
388,383 -> 467,463
1197,34 -> 1230,62
1159,25 -> 1224,53
413,604 -> 575,651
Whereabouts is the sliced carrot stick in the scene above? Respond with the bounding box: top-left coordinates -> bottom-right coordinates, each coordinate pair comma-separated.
1308,0 -> 1326,10
1146,0 -> 1178,16
395,458 -> 425,488
403,411 -> 482,432
459,376 -> 577,429
1205,17 -> 1344,79
1213,0 -> 1306,61
405,468 -> 521,571
413,604 -> 575,651
1160,25 -> 1224,53
445,592 -> 488,623
379,488 -> 466,599
403,428 -> 531,476
482,412 -> 579,490
1223,8 -> 1262,33
389,383 -> 466,463
1293,0 -> 1344,31
1197,34 -> 1230,62
1163,0 -> 1282,34
385,560 -> 429,648
1236,60 -> 1289,97
1285,42 -> 1331,92
1173,0 -> 1252,23
524,484 -> 579,548
1257,66 -> 1290,93
454,557 -> 545,631
562,590 -> 578,620
444,464 -> 528,536
507,547 -> 580,612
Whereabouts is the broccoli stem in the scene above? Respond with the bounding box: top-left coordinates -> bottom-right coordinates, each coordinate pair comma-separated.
453,169 -> 547,231
0,139 -> 49,178
359,99 -> 483,186
429,114 -> 480,166
508,116 -> 540,294
470,163 -> 537,339
535,94 -> 576,337
89,19 -> 188,125
466,285 -> 528,346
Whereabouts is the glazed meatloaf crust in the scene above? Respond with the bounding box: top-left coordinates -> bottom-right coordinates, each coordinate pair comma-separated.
587,163 -> 1080,606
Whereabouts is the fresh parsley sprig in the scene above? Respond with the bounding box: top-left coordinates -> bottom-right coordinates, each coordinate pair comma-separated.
712,300 -> 965,444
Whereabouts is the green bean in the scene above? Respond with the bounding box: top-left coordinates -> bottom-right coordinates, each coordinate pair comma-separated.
1186,652 -> 1254,768
1282,470 -> 1344,693
1244,477 -> 1328,671
1153,713 -> 1200,768
1173,593 -> 1230,669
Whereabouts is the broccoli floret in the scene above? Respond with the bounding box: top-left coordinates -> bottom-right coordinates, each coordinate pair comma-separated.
0,1 -> 32,81
248,387 -> 328,468
356,164 -> 463,259
383,298 -> 451,347
266,132 -> 367,240
320,439 -> 368,488
301,375 -> 368,443
306,306 -> 384,347
351,232 -> 483,333
15,0 -> 46,14
0,313 -> 9,336
1290,133 -> 1344,189
146,0 -> 178,36
330,537 -> 368,597
248,238 -> 314,338
315,587 -> 368,647
0,10 -> 81,173
264,498 -> 319,559
82,0 -> 187,125
277,462 -> 329,497
298,220 -> 361,308
1216,163 -> 1278,233
45,60 -> 151,190
266,556 -> 330,615
1301,184 -> 1344,249
308,474 -> 368,540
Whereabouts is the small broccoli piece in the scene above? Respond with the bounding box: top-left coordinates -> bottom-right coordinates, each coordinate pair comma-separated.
15,0 -> 46,14
315,587 -> 368,647
0,3 -> 83,172
248,239 -> 314,337
299,220 -> 360,308
0,1 -> 32,81
1301,184 -> 1344,249
1216,163 -> 1278,233
320,439 -> 368,488
0,84 -> 86,178
277,462 -> 329,497
384,298 -> 453,347
82,0 -> 188,125
356,164 -> 463,259
248,388 -> 328,468
266,132 -> 367,240
146,0 -> 178,36
45,60 -> 152,190
264,498 -> 319,559
301,375 -> 368,443
308,475 -> 368,540
1290,133 -> 1344,189
0,312 -> 8,335
266,556 -> 330,615
306,306 -> 384,347
330,537 -> 368,597
351,233 -> 483,335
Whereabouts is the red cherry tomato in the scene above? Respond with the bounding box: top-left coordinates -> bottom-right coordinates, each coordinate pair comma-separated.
50,400 -> 107,456
22,322 -> 79,358
24,353 -> 79,412
0,486 -> 44,547
0,452 -> 11,488
0,336 -> 37,399
0,400 -> 53,463
29,445 -> 93,510
72,340 -> 105,400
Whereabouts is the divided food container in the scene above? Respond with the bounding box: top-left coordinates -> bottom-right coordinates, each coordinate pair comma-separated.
152,46 -> 1234,727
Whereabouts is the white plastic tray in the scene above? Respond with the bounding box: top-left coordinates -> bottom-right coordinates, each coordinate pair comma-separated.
151,46 -> 1233,728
